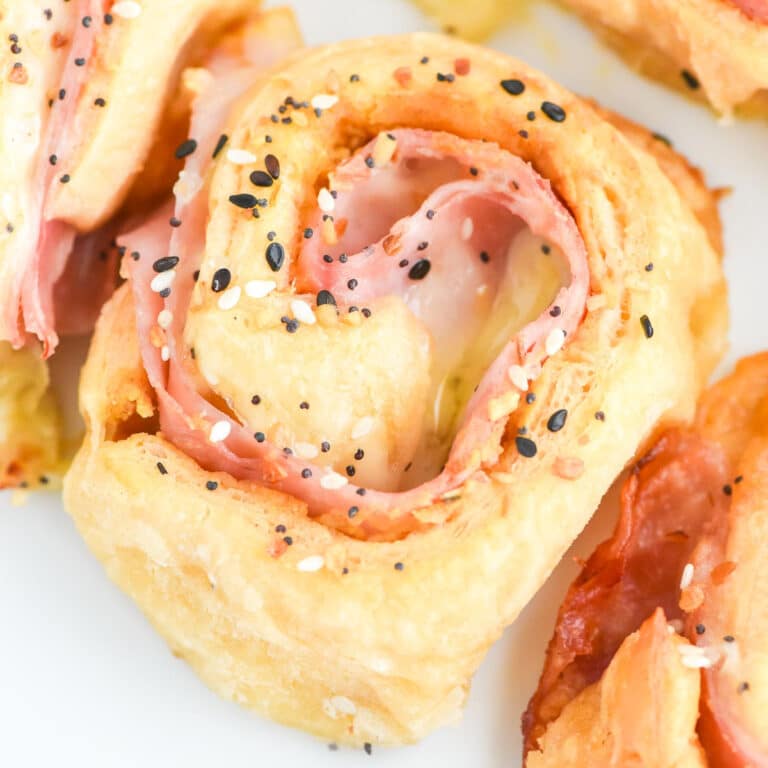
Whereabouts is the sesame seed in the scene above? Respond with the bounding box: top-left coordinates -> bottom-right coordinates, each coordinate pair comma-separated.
408,259 -> 431,280
314,290 -> 335,307
229,193 -> 257,209
82,16 -> 92,27
318,187 -> 335,213
94,97 -> 106,107
681,69 -> 700,90
519,130 -> 529,139
291,299 -> 316,325
217,285 -> 241,310
157,309 -> 172,329
351,417 -> 374,439
150,270 -> 176,293
500,78 -> 525,95
297,555 -> 325,572
156,462 -> 168,475
595,410 -> 605,421
295,442 -> 319,459
152,256 -> 179,273
545,328 -> 566,356
249,170 -> 273,187
209,420 -> 231,443
254,432 -> 265,442
541,101 -> 566,122
111,1 -> 142,18
169,217 -> 182,228
547,409 -> 567,432
211,268 -> 231,292
301,469 -> 312,478
160,345 -> 170,362
461,217 -> 473,240
212,134 -> 228,158
645,262 -> 654,272
696,624 -> 706,635
723,484 -> 733,496
321,441 -> 331,453
320,471 -> 348,490
59,174 -> 70,184
508,364 -> 528,391
264,154 -> 280,179
527,111 -> 536,121
516,436 -> 537,458
680,563 -> 694,590
364,743 -> 372,756
265,242 -> 285,272
227,148 -> 257,164
640,314 -> 654,338
354,448 -> 364,460
75,57 -> 85,66
206,480 -> 218,491
175,139 -> 198,159
49,154 -> 57,165
311,93 -> 338,110
245,279 -> 276,298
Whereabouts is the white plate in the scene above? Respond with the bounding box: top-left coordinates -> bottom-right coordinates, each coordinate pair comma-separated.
1,1 -> 766,766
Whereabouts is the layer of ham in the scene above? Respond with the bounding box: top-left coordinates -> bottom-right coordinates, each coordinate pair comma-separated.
728,0 -> 768,23
125,72 -> 588,539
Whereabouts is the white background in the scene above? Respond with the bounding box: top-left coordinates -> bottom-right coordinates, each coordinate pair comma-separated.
1,1 -> 766,766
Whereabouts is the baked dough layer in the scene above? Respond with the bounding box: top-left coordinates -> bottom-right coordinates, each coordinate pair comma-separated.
65,33 -> 727,746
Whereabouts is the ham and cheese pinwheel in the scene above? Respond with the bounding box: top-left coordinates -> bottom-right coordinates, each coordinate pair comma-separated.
0,1 -> 300,486
559,0 -> 768,115
525,353 -> 768,767
64,33 -> 726,745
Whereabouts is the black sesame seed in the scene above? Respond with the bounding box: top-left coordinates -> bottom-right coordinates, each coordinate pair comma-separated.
339,254 -> 348,263
479,251 -> 490,263
541,244 -> 551,255
229,193 -> 257,209
436,72 -> 455,82
249,170 -> 273,187
365,155 -> 375,168
595,410 -> 605,421
267,231 -> 276,241
350,74 -> 360,82
321,441 -> 331,453
283,536 -> 293,545
49,154 -> 57,165
417,241 -> 428,251
347,278 -> 358,290
681,69 -> 700,90
640,314 -> 654,338
526,392 -> 536,404
169,217 -> 182,228
74,57 -> 85,66
724,635 -> 735,643
408,259 -> 431,280
738,682 -> 750,693
519,130 -> 529,139
152,256 -> 179,273
515,436 -> 537,458
301,468 -> 312,478
266,242 -> 285,272
347,506 -> 359,518
156,462 -> 168,475
420,56 -> 429,64
192,269 -> 200,281
322,254 -> 333,264
723,484 -> 733,496
526,110 -> 536,121
206,480 -> 218,491
316,290 -> 336,306
303,228 -> 314,239
254,432 -> 265,442
394,562 -> 404,571
346,465 -> 356,477
364,743 -> 372,756
82,15 -> 92,27
547,409 -> 568,432
356,488 -> 366,496
651,132 -> 672,147
426,209 -> 435,220
265,154 -> 280,179
645,262 -> 654,272
362,308 -> 371,318
549,306 -> 561,318
299,401 -> 309,410
695,623 -> 706,635
44,9 -> 52,20
94,97 -> 106,107
275,524 -> 286,533
104,13 -> 113,24
211,267 -> 231,292
735,475 -> 743,484
159,288 -> 171,299
58,88 -> 66,100
283,447 -> 293,455
59,174 -> 70,183
399,259 -> 409,268
501,78 -> 525,95
354,449 -> 364,460
541,101 -> 566,122
212,134 -> 228,159
175,139 -> 197,159
285,320 -> 298,333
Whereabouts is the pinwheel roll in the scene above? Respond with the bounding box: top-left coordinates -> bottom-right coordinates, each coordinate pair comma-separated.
524,353 -> 768,766
559,0 -> 768,115
65,33 -> 726,745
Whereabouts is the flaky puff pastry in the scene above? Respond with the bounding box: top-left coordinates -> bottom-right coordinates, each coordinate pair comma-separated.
525,354 -> 768,766
559,0 -> 768,115
65,34 -> 727,746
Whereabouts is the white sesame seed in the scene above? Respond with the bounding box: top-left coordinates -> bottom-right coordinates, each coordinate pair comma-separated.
157,309 -> 172,329
245,279 -> 276,298
226,148 -> 257,165
680,563 -> 695,590
320,471 -> 348,490
217,285 -> 241,311
297,555 -> 325,572
461,217 -> 474,241
680,654 -> 714,669
508,364 -> 528,391
290,299 -> 316,325
351,416 -> 374,439
295,442 -> 319,459
318,187 -> 335,213
311,93 -> 339,110
326,696 -> 357,716
111,1 -> 142,19
209,420 -> 231,443
545,328 -> 566,356
160,345 -> 170,362
150,270 -> 175,293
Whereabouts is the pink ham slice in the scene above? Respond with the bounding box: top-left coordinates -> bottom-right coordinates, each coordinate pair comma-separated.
728,0 -> 768,23
2,0 -> 104,355
125,78 -> 589,538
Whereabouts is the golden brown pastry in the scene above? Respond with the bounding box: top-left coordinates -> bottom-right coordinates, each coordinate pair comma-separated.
525,353 -> 768,766
0,1 -> 300,485
561,0 -> 768,115
64,32 -> 727,746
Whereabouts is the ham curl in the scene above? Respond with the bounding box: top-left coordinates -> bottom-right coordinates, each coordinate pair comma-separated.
125,76 -> 589,539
